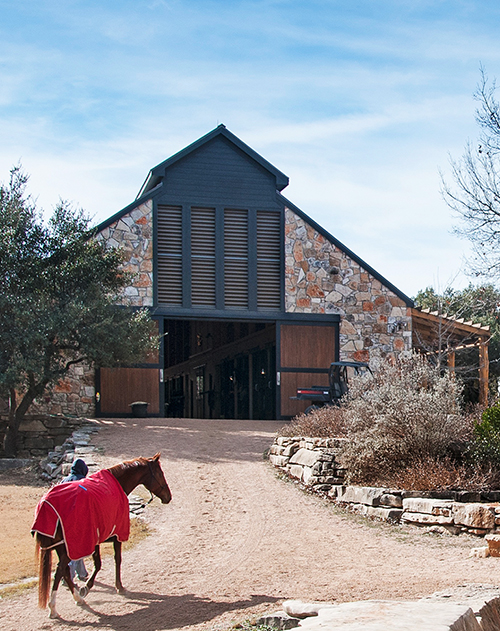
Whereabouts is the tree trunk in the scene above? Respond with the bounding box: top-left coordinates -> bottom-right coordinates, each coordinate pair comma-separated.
2,385 -> 43,457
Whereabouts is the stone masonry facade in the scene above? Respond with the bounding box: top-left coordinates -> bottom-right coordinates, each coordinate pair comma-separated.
285,208 -> 412,366
28,363 -> 96,418
96,199 -> 153,307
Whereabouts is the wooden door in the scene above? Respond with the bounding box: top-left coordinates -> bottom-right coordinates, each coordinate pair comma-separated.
98,367 -> 160,415
279,323 -> 338,417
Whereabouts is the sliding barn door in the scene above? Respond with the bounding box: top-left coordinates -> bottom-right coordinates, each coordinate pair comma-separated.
279,322 -> 338,417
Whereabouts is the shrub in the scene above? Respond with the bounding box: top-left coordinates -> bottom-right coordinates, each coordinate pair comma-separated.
278,404 -> 347,438
388,456 -> 500,492
468,402 -> 500,468
339,353 -> 473,485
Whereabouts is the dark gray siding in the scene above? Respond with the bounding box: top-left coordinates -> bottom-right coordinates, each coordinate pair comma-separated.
158,136 -> 279,208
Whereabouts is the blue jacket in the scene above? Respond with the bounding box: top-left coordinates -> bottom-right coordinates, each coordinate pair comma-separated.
62,458 -> 88,482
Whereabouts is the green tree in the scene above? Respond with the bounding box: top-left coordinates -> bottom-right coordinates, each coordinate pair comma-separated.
0,167 -> 157,456
414,284 -> 500,400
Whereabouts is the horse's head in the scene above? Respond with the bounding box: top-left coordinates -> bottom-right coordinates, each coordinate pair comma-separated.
143,453 -> 172,504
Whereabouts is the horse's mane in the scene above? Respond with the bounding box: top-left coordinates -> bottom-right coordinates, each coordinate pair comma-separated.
107,457 -> 148,478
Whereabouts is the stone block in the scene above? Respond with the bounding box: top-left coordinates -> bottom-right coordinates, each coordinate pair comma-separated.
269,454 -> 289,467
379,493 -> 403,508
302,466 -> 315,484
453,503 -> 495,530
292,600 -> 481,631
282,443 -> 300,457
340,486 -> 386,507
288,464 -> 304,480
289,448 -> 320,467
401,511 -> 454,525
485,534 -> 500,557
479,597 -> 500,631
402,498 -> 453,517
363,505 -> 403,522
18,420 -> 46,432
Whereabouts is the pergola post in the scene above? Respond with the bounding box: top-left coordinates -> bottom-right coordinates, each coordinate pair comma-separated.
447,349 -> 456,374
479,341 -> 489,407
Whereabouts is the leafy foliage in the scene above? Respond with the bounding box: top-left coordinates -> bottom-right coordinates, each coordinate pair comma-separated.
414,283 -> 500,401
467,403 -> 500,469
0,167 -> 157,456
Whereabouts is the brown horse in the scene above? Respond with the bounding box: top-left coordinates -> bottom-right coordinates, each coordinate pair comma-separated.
33,453 -> 171,619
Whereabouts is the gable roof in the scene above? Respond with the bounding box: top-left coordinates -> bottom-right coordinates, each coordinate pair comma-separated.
93,125 -> 414,307
137,124 -> 289,198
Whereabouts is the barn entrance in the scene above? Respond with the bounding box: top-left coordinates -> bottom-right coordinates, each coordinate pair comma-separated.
97,316 -> 339,420
163,319 -> 276,419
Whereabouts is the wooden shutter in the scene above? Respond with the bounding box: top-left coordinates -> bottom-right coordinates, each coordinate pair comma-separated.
224,209 -> 248,309
257,210 -> 281,310
191,207 -> 216,307
157,205 -> 182,305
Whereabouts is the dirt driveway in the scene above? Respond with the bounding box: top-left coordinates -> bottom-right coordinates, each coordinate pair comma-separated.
1,417 -> 500,631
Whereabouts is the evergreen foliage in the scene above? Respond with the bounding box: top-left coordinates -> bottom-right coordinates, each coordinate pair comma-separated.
0,167 -> 157,456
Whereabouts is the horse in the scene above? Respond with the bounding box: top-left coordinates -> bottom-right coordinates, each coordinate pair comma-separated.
32,453 -> 171,619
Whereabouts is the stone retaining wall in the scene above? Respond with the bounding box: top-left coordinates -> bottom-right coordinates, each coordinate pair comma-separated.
0,414 -> 93,458
270,436 -> 500,536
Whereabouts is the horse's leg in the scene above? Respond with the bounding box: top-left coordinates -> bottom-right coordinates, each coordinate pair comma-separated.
113,538 -> 125,593
49,547 -> 84,618
81,545 -> 101,597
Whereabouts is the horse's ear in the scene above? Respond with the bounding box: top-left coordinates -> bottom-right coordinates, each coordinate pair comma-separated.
153,452 -> 161,461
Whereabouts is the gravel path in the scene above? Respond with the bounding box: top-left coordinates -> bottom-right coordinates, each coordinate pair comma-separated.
1,417 -> 499,631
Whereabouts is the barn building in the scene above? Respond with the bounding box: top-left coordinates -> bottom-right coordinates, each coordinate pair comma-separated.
90,125 -> 417,420
35,125 -> 490,420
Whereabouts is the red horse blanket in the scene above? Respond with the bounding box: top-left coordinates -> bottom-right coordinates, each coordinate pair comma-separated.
32,469 -> 130,560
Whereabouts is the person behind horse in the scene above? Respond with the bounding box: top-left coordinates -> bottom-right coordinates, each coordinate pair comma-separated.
61,459 -> 89,582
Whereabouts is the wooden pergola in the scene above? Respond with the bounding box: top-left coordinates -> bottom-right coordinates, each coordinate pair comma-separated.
411,307 -> 491,406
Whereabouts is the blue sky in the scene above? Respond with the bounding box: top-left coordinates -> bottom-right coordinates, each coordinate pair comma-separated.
2,0 -> 500,297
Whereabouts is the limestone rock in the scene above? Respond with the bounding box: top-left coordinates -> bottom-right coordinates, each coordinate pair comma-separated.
485,534 -> 500,557
401,511 -> 454,525
470,547 -> 490,558
339,486 -> 386,507
289,448 -> 320,467
453,503 -> 495,530
293,600 -> 481,631
402,497 -> 453,516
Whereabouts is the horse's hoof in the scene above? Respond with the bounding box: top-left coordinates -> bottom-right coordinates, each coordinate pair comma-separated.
49,610 -> 60,619
79,585 -> 89,598
116,586 -> 126,594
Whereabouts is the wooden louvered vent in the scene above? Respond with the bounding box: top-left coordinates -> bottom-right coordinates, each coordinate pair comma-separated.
257,210 -> 281,310
191,207 -> 216,307
157,205 -> 183,305
224,209 -> 248,309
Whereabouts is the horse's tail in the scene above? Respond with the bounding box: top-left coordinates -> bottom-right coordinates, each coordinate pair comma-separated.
36,536 -> 52,609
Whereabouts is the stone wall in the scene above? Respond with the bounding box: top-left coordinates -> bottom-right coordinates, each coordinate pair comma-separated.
0,414 -> 93,458
284,209 -> 412,366
270,436 -> 500,536
95,199 -> 153,307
